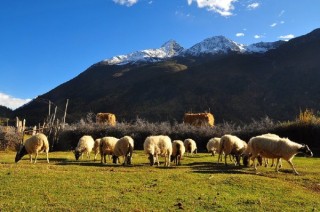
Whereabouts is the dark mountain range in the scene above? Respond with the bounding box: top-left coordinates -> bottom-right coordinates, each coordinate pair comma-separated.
14,28 -> 320,125
0,105 -> 13,118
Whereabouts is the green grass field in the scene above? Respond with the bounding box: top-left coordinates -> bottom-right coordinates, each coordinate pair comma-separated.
0,151 -> 319,211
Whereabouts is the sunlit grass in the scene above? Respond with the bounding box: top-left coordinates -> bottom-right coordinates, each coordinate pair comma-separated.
0,151 -> 319,211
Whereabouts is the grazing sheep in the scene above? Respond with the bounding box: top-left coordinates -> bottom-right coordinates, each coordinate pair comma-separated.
144,135 -> 172,167
112,136 -> 134,165
99,136 -> 119,164
74,135 -> 95,161
171,140 -> 185,165
93,138 -> 101,161
184,138 -> 197,155
207,137 -> 221,156
15,133 -> 49,163
246,135 -> 313,175
218,134 -> 247,166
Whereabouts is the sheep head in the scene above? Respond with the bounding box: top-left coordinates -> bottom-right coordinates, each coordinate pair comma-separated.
15,145 -> 27,163
112,155 -> 119,164
148,153 -> 155,166
300,144 -> 313,157
74,150 -> 82,161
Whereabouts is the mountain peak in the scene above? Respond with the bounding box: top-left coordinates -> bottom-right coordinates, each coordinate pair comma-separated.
103,40 -> 184,65
182,35 -> 245,56
161,40 -> 184,57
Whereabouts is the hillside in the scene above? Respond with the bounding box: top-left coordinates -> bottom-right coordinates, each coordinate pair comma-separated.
14,28 -> 320,125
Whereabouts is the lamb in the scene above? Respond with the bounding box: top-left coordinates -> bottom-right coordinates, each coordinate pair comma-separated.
144,135 -> 172,167
93,138 -> 101,161
245,135 -> 313,175
184,138 -> 197,155
206,137 -> 221,156
100,136 -> 119,164
15,133 -> 49,163
171,140 -> 185,165
218,134 -> 247,166
74,135 -> 95,160
112,136 -> 134,165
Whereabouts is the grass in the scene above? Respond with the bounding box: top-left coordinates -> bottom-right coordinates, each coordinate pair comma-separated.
0,151 -> 319,211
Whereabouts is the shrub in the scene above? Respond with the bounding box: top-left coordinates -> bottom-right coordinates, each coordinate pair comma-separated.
0,126 -> 22,151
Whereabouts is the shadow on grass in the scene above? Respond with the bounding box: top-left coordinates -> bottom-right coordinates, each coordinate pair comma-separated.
55,160 -> 145,168
188,162 -> 250,174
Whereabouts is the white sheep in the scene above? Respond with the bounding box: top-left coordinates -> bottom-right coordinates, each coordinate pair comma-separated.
15,133 -> 49,163
144,135 -> 172,167
112,136 -> 134,165
218,134 -> 247,166
245,135 -> 313,175
207,137 -> 221,156
171,140 -> 185,165
93,138 -> 101,161
100,136 -> 119,164
258,134 -> 282,168
74,135 -> 95,160
184,138 -> 197,155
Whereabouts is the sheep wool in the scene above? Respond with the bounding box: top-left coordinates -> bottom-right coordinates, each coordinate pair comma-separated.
171,140 -> 185,165
15,133 -> 49,163
100,136 -> 119,164
74,135 -> 95,161
93,138 -> 101,161
207,137 -> 221,156
112,136 -> 134,165
144,135 -> 172,167
184,138 -> 197,155
218,134 -> 247,166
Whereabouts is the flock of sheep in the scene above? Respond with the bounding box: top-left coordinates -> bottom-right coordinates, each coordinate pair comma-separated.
15,132 -> 313,175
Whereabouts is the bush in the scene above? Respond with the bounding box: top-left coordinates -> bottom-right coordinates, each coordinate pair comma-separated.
0,126 -> 22,151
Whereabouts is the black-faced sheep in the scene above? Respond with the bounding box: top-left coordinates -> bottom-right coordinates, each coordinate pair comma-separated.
207,137 -> 221,156
144,135 -> 172,167
218,134 -> 247,166
245,135 -> 313,175
74,135 -> 95,161
112,136 -> 134,165
99,136 -> 119,164
171,140 -> 185,165
15,133 -> 49,163
184,138 -> 197,155
93,138 -> 101,161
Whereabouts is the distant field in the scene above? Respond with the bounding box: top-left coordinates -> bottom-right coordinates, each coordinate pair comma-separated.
0,151 -> 319,211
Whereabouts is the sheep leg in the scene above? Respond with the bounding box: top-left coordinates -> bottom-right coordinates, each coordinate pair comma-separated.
46,151 -> 49,163
224,154 -> 228,166
252,157 -> 258,171
29,154 -> 33,163
156,154 -> 160,166
217,153 -> 222,164
264,158 -> 268,167
278,159 -> 282,168
270,158 -> 274,167
34,152 -> 38,164
287,159 -> 299,175
275,158 -> 281,172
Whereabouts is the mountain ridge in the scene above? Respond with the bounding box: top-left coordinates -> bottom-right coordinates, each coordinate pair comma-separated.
103,36 -> 286,65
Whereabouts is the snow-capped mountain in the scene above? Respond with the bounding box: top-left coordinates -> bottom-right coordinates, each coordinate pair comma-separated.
182,36 -> 246,56
104,40 -> 184,65
103,36 -> 285,65
246,41 -> 286,53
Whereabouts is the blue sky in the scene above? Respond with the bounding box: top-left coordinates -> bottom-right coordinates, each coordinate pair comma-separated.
1,0 -> 319,109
